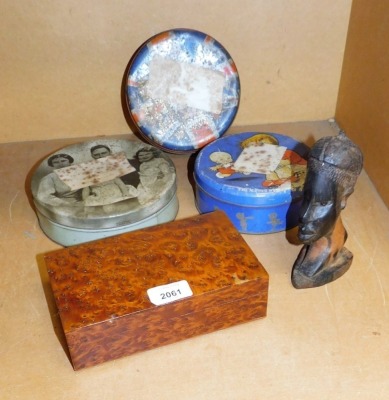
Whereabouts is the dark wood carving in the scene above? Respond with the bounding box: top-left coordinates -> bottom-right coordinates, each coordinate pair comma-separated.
44,210 -> 269,370
292,131 -> 363,289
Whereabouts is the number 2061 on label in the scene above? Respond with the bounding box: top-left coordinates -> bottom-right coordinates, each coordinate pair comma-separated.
147,280 -> 193,306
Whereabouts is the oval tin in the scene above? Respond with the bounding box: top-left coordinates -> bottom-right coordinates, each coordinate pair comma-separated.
31,139 -> 178,246
194,132 -> 310,234
126,28 -> 240,153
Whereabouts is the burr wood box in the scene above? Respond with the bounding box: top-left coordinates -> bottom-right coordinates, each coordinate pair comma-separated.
44,211 -> 269,370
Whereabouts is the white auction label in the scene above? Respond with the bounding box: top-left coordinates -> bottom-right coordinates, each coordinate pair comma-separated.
147,280 -> 193,306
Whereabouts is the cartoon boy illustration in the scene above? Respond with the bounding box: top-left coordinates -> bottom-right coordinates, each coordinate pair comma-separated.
209,151 -> 235,177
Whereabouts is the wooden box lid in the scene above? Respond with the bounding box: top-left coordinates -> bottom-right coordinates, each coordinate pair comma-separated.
45,211 -> 269,369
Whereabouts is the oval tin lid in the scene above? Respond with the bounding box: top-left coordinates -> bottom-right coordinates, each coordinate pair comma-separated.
31,139 -> 177,229
126,29 -> 240,153
194,132 -> 310,206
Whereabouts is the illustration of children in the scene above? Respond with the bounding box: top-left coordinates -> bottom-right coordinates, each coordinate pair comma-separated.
209,151 -> 235,177
262,149 -> 307,191
207,133 -> 307,191
239,133 -> 307,191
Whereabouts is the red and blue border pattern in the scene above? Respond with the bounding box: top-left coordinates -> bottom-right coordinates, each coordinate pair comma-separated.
126,29 -> 240,153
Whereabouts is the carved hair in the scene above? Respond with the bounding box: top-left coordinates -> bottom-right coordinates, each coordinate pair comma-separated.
308,131 -> 363,193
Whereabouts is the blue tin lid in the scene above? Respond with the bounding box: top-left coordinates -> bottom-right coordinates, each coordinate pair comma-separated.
194,132 -> 310,207
126,29 -> 240,153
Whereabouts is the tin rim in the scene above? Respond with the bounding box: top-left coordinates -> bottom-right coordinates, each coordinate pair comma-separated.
36,192 -> 178,234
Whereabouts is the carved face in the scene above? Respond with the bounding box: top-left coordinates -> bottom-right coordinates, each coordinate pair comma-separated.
298,171 -> 343,243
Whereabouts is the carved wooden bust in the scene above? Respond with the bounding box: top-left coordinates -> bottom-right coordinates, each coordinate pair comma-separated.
292,131 -> 363,289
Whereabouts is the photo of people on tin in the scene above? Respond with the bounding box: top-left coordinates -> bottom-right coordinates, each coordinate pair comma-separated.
80,144 -> 139,207
36,153 -> 82,207
34,140 -> 175,217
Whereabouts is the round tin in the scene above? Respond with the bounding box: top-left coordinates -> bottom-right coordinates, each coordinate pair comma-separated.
126,28 -> 240,153
31,139 -> 178,246
194,132 -> 310,234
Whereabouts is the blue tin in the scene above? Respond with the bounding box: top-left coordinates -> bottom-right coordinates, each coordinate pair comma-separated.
126,28 -> 240,153
194,132 -> 310,234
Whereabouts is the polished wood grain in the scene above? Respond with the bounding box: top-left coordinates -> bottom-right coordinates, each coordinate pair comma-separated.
44,211 -> 269,370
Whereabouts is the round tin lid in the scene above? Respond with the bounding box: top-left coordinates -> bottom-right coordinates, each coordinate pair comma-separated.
194,132 -> 310,206
126,28 -> 240,153
31,139 -> 177,229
